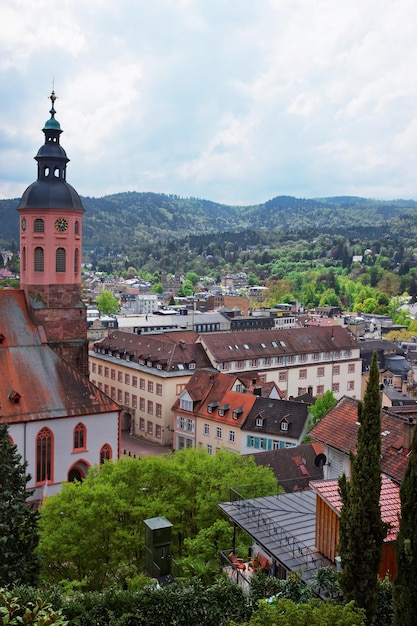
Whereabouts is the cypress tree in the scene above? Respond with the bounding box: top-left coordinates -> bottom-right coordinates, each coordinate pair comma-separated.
338,351 -> 387,624
0,423 -> 40,586
393,418 -> 417,625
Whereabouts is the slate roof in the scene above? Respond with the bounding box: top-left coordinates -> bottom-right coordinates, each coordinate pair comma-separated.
311,476 -> 400,543
242,397 -> 310,440
95,329 -> 212,372
309,395 -> 415,483
199,326 -> 357,363
0,290 -> 120,423
248,442 -> 325,492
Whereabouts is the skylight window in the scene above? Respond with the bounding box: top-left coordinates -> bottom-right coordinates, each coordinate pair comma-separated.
244,344 -> 249,349
280,340 -> 286,347
272,341 -> 278,348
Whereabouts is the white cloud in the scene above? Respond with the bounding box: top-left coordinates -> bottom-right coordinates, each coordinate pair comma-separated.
2,0 -> 417,202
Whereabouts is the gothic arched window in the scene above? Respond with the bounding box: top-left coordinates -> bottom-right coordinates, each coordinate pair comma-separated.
100,444 -> 112,465
36,427 -> 53,483
73,423 -> 86,451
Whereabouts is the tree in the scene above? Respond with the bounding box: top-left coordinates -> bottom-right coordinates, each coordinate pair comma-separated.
38,449 -> 276,589
308,390 -> 336,428
393,420 -> 417,625
338,351 -> 387,624
95,290 -> 120,315
0,424 -> 40,586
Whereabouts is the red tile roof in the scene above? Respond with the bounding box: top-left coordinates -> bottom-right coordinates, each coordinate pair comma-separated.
173,369 -> 257,426
309,395 -> 414,483
309,396 -> 360,454
311,475 -> 400,543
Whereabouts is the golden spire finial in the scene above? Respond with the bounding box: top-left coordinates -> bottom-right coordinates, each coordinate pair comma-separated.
49,78 -> 57,105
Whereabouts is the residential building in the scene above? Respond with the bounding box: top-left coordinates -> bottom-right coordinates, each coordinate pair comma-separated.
309,395 -> 416,483
87,314 -> 118,343
360,338 -> 414,400
122,293 -> 159,315
172,369 -> 307,454
89,330 -> 213,445
241,397 -> 311,453
172,369 -> 258,452
198,326 -> 361,400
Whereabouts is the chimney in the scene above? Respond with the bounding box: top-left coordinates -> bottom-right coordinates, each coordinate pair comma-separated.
403,417 -> 414,451
402,380 -> 408,396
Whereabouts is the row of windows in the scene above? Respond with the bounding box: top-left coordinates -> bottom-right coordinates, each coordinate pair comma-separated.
24,246 -> 79,273
91,364 -> 163,395
202,422 -> 236,442
35,426 -> 112,484
139,419 -> 162,438
219,350 -> 354,370
247,435 -> 295,450
299,363 -> 356,379
29,218 -> 80,234
92,380 -> 163,415
296,380 -> 355,396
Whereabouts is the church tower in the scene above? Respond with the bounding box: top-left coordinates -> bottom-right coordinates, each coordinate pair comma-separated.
17,91 -> 88,375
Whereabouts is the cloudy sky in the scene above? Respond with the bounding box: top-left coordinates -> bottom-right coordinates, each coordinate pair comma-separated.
1,0 -> 417,205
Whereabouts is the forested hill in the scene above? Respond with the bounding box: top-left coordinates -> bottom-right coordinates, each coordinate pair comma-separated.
1,191 -> 417,251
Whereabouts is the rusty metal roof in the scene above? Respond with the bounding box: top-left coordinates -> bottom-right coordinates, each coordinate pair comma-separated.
0,290 -> 120,423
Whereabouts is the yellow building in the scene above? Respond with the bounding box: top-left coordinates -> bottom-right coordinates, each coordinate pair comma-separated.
89,330 -> 212,446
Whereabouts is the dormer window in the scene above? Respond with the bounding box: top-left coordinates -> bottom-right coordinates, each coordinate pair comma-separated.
189,362 -> 196,370
232,407 -> 244,420
8,389 -> 21,404
280,420 -> 288,431
0,333 -> 5,345
207,401 -> 218,414
180,398 -> 193,411
218,404 -> 230,417
256,416 -> 264,428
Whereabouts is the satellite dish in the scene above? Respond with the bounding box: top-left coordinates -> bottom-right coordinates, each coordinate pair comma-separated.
314,453 -> 327,469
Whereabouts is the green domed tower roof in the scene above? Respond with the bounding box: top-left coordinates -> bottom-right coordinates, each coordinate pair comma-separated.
17,88 -> 84,213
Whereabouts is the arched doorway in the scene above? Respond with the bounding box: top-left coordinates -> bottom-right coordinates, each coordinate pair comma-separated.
121,410 -> 132,433
67,459 -> 90,482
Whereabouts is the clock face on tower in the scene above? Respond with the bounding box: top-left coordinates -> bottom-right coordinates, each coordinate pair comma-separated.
55,217 -> 69,232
